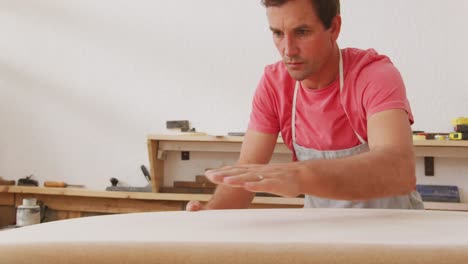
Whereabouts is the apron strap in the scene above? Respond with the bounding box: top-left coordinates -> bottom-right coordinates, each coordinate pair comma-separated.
338,50 -> 367,145
292,81 -> 300,144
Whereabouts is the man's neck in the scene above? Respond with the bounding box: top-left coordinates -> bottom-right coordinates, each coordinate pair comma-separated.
301,46 -> 340,90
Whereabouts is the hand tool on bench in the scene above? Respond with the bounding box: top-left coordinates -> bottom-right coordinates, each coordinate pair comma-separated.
18,175 -> 38,186
44,181 -> 85,188
105,165 -> 152,192
141,165 -> 151,182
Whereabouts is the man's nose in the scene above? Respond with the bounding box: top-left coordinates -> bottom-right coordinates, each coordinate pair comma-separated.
283,35 -> 299,58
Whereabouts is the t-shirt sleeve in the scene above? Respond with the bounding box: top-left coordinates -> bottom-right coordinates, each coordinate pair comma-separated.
247,71 -> 281,134
360,60 -> 414,124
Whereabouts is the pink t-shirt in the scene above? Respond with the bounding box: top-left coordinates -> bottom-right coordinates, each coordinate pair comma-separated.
248,48 -> 413,159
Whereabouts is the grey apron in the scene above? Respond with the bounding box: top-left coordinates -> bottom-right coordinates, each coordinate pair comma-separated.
292,50 -> 424,209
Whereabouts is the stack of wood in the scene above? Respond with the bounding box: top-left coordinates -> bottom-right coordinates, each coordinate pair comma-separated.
161,176 -> 216,194
0,177 -> 15,186
161,175 -> 289,197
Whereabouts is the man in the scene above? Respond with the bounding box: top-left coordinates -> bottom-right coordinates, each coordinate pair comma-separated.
187,0 -> 423,211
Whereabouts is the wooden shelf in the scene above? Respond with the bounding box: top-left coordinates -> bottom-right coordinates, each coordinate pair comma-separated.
413,140 -> 468,159
144,135 -> 468,209
148,134 -> 468,157
148,134 -> 468,147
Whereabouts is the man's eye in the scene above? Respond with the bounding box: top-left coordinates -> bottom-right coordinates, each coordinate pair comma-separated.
296,29 -> 309,36
273,31 -> 284,38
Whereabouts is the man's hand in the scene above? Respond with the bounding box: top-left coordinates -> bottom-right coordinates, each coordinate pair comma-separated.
185,200 -> 206,211
205,163 -> 304,198
185,130 -> 278,211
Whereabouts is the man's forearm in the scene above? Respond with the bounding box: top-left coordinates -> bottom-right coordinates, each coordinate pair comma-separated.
204,130 -> 278,209
205,185 -> 255,209
298,148 -> 416,200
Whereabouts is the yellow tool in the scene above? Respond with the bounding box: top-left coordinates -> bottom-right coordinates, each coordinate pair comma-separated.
449,132 -> 468,140
44,181 -> 85,188
451,117 -> 468,126
434,134 -> 449,140
412,134 -> 426,141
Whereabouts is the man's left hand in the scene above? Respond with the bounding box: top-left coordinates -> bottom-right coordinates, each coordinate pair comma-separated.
205,163 -> 304,198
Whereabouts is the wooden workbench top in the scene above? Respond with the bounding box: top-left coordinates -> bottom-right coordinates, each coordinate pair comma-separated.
2,186 -> 468,211
0,186 -> 303,205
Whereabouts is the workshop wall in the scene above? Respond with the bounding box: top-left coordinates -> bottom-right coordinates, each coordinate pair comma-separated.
0,1 -> 467,198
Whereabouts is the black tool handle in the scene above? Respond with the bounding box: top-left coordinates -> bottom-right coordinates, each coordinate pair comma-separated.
141,165 -> 151,182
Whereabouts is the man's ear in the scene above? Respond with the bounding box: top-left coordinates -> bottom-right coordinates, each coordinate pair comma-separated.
329,15 -> 342,41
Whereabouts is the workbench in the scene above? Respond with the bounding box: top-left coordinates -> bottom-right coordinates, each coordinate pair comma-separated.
0,186 -> 302,228
1,136 -> 466,227
1,185 -> 467,228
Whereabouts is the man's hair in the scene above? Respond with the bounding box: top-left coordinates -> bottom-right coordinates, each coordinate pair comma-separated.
261,0 -> 340,29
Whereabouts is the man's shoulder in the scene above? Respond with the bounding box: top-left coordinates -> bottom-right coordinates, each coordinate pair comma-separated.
344,48 -> 397,73
344,48 -> 402,87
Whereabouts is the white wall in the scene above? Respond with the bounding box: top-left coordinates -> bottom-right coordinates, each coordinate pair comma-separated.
1,1 -> 467,199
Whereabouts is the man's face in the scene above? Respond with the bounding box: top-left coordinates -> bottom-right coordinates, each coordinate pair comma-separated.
267,0 -> 338,81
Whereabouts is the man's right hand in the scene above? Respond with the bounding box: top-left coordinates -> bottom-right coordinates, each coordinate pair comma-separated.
185,200 -> 206,211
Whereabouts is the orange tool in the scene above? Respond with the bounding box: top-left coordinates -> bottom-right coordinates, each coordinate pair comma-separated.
44,181 -> 85,188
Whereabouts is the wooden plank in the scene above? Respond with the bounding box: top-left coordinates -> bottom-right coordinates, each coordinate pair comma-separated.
0,193 -> 14,206
195,175 -> 209,183
173,181 -> 217,189
161,187 -> 214,194
15,194 -> 184,214
0,179 -> 15,185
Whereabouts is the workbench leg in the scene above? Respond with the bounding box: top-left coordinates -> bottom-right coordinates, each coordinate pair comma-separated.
148,139 -> 164,192
0,206 -> 16,228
